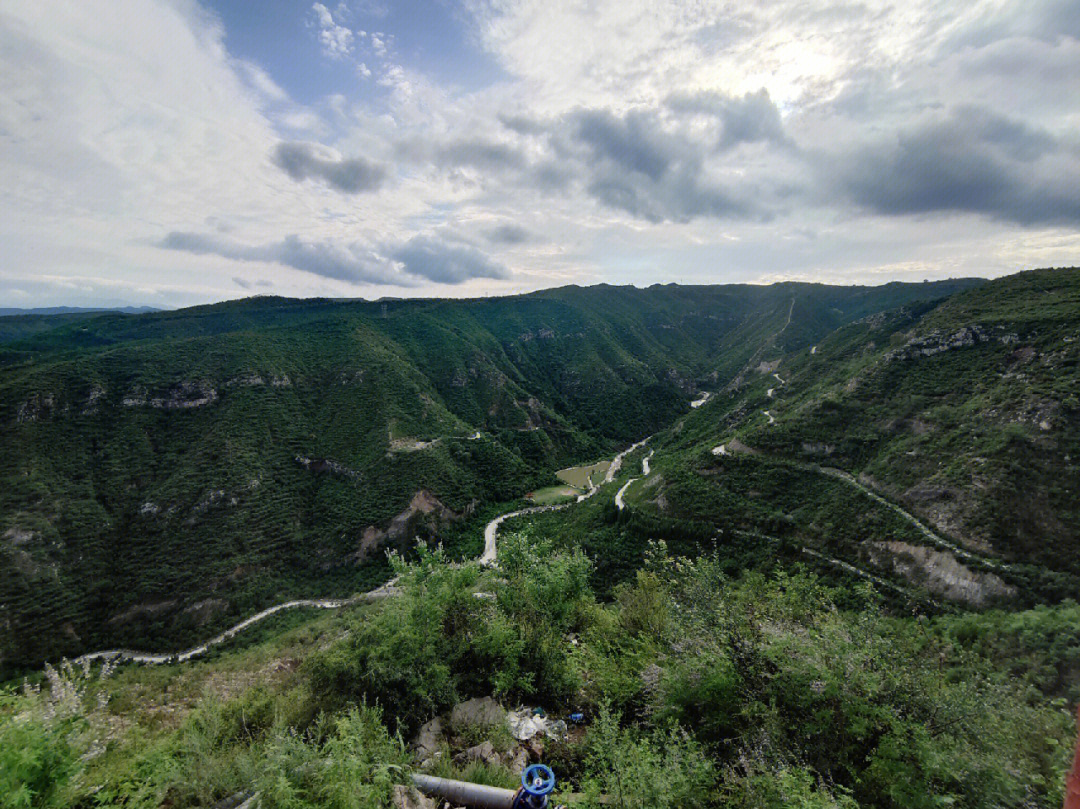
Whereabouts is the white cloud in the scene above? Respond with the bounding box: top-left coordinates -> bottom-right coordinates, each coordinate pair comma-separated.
1,0 -> 1078,309
311,2 -> 354,59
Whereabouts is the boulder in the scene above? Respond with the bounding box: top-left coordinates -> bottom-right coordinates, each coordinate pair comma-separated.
453,741 -> 500,767
450,696 -> 505,729
413,716 -> 443,760
392,785 -> 436,809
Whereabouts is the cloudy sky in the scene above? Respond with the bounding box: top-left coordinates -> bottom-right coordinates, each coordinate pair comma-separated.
1,0 -> 1078,308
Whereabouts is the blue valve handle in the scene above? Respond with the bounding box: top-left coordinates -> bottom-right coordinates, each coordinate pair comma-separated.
521,764 -> 556,796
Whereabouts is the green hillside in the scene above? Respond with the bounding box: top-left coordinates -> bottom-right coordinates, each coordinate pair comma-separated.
626,267 -> 1080,608
0,279 -> 980,673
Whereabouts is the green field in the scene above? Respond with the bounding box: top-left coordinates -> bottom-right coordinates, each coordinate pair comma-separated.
527,484 -> 580,505
556,460 -> 611,489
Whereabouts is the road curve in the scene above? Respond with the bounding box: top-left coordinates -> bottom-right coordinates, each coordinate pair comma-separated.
75,437 -> 654,667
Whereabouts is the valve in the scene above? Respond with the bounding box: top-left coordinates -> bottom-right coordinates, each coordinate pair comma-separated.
513,763 -> 556,809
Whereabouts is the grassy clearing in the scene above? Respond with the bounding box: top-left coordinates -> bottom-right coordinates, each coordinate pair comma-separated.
528,485 -> 580,505
557,460 -> 611,489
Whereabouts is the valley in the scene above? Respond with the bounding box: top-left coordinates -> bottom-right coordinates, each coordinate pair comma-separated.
2,269 -> 1079,809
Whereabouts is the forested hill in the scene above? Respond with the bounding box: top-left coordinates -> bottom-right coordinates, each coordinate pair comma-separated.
637,267 -> 1080,607
0,278 -> 980,672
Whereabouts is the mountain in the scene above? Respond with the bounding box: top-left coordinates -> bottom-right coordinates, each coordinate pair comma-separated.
628,267 -> 1080,607
0,306 -> 160,317
0,278 -> 982,673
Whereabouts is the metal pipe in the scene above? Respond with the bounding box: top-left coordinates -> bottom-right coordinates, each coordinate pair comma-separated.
412,773 -> 517,809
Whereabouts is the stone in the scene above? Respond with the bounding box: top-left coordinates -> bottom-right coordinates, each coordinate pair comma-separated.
454,741 -> 499,767
413,716 -> 443,760
450,696 -> 505,729
392,784 -> 436,809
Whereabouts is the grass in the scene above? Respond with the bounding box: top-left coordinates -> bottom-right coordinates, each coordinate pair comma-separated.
557,461 -> 611,489
529,485 -> 581,505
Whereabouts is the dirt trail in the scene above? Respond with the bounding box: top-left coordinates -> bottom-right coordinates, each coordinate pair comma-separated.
76,435 -> 655,667
726,297 -> 796,391
814,466 -> 1008,570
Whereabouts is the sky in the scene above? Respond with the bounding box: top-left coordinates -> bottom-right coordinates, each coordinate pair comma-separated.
1,0 -> 1078,308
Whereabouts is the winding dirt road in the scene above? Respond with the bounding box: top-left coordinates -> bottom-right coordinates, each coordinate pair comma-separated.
76,437 -> 655,667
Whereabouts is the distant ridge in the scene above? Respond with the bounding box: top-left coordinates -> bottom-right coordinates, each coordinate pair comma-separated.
0,305 -> 160,317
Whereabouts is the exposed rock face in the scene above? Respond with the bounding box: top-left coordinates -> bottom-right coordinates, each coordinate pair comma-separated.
866,541 -> 1014,606
801,442 -> 835,455
151,381 -> 217,408
294,456 -> 361,479
123,381 -> 218,408
82,384 -> 106,415
756,359 -> 781,374
388,438 -> 439,452
355,490 -> 465,561
182,598 -> 228,626
226,373 -> 265,387
17,393 -> 56,422
893,480 -> 994,555
886,325 -> 1019,362
3,527 -> 36,546
108,599 -> 179,625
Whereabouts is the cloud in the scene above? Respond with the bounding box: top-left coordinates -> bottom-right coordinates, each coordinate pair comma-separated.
486,224 -> 532,244
833,106 -> 1080,226
391,235 -> 509,283
272,142 -> 386,192
311,3 -> 354,59
163,232 -> 507,286
235,60 -> 289,102
553,108 -> 773,223
162,232 -> 406,285
437,139 -> 527,171
667,89 -> 790,151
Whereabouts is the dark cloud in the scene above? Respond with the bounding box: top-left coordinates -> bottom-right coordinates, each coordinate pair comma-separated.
272,142 -> 385,193
437,139 -> 526,171
497,112 -> 548,135
486,224 -> 532,244
554,108 -> 770,223
161,232 -> 407,284
833,106 -> 1080,226
391,235 -> 509,283
667,89 -> 789,151
232,275 -> 251,289
163,231 -> 507,285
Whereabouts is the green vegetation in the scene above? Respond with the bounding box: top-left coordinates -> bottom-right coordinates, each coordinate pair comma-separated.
0,278 -> 982,672
1,540 -> 1073,807
2,269 -> 1080,804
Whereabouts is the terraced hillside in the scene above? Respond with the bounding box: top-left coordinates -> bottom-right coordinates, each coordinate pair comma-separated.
0,279 -> 980,673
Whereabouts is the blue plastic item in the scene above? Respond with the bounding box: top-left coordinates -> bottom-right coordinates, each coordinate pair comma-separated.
521,764 -> 556,796
569,712 -> 584,723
